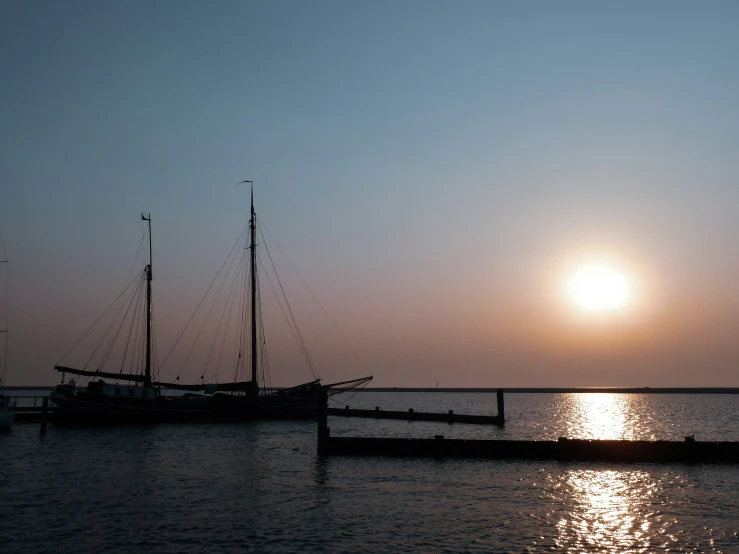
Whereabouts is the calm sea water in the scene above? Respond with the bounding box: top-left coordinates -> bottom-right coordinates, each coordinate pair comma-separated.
2,392 -> 739,553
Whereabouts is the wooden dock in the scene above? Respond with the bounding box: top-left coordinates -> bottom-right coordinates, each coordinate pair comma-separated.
317,391 -> 739,463
327,389 -> 504,425
323,435 -> 739,463
5,395 -> 52,422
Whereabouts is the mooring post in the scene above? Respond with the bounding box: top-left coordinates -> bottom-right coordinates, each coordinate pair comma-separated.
40,397 -> 48,434
317,389 -> 329,456
435,434 -> 445,457
496,388 -> 505,423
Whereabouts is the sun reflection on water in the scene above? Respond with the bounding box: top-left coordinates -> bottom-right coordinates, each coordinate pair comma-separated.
554,469 -> 660,553
562,393 -> 646,440
549,394 -> 674,551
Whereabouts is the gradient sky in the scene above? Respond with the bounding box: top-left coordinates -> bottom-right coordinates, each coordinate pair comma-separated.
2,0 -> 739,387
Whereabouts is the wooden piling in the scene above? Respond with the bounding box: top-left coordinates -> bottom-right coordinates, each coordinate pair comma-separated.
317,389 -> 329,456
40,397 -> 48,434
496,389 -> 505,423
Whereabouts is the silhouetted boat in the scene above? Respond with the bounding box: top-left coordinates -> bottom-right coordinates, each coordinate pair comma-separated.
51,186 -> 370,424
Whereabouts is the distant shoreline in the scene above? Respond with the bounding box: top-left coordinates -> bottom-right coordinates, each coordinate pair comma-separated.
5,385 -> 739,394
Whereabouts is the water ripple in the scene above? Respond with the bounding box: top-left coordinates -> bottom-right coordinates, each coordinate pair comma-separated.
2,393 -> 739,552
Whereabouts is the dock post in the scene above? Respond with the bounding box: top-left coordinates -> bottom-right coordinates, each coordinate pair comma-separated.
496,389 -> 505,423
40,397 -> 48,434
317,389 -> 329,456
434,435 -> 445,457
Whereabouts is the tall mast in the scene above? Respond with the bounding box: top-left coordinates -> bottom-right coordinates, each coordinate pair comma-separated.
239,180 -> 258,399
249,184 -> 258,391
142,213 -> 153,388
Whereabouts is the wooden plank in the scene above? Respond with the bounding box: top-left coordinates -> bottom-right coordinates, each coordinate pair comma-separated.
327,407 -> 503,425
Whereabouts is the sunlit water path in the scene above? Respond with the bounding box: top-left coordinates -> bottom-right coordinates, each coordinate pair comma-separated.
2,393 -> 738,553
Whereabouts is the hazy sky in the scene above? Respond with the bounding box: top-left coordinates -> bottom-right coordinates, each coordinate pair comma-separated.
2,0 -> 739,387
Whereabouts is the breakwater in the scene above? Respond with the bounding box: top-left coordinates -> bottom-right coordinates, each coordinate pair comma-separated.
318,391 -> 739,463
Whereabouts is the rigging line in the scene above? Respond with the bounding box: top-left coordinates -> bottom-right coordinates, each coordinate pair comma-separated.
259,302 -> 272,392
176,230 -> 244,379
132,278 -> 147,373
0,229 -> 7,332
257,254 -> 318,380
0,290 -> 6,330
127,283 -> 143,375
0,229 -> 7,389
255,267 -> 271,391
56,272 -> 143,366
246,233 -> 257,381
0,262 -> 7,333
258,225 -> 319,379
259,221 -> 373,377
256,254 -> 306,373
98,276 -> 145,371
159,223 -> 249,369
254,254 -> 266,391
232,245 -> 244,382
201,371 -> 218,382
138,297 -> 146,376
126,228 -> 148,282
328,379 -> 371,407
129,280 -> 146,376
94,276 -> 144,371
236,241 -> 250,382
100,287 -> 140,374
142,283 -> 155,376
1,333 -> 6,391
215,253 -> 244,382
258,230 -> 321,381
216,252 -> 242,382
152,307 -> 161,382
230,250 -> 247,383
0,227 -> 7,261
120,279 -> 145,373
0,286 -> 6,331
256,245 -> 317,380
184,223 -> 245,378
205,246 -> 245,377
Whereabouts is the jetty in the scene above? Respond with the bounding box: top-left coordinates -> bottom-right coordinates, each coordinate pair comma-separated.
326,388 -> 504,425
317,391 -> 739,463
5,395 -> 51,422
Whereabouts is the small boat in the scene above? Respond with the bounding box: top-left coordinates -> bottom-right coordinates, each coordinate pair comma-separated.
51,185 -> 370,423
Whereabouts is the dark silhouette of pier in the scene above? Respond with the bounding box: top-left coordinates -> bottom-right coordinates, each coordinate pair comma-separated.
317,390 -> 739,463
326,388 -> 504,425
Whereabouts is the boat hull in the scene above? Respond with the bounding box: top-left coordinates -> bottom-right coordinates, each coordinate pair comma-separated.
50,389 -> 319,425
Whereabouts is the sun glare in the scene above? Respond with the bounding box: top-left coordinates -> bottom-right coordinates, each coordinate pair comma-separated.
568,263 -> 630,312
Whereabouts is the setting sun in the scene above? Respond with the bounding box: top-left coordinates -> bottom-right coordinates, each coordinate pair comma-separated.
568,263 -> 630,312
